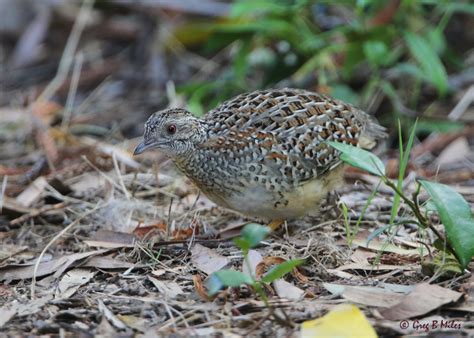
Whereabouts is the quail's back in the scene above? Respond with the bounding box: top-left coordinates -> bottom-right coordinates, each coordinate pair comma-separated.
135,88 -> 386,220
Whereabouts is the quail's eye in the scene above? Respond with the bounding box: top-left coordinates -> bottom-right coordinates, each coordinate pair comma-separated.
167,124 -> 176,135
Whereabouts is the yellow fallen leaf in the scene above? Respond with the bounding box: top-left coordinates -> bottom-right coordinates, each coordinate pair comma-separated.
301,304 -> 377,338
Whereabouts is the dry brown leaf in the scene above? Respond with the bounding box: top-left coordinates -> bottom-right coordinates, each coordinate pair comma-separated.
96,316 -> 117,336
148,276 -> 183,299
436,137 -> 470,166
273,280 -> 304,300
132,222 -> 167,239
68,172 -> 107,194
31,100 -> 63,126
82,256 -> 139,269
380,283 -> 463,320
172,222 -> 199,240
84,230 -> 136,248
336,262 -> 416,272
447,276 -> 474,313
0,244 -> 27,263
117,315 -> 147,333
350,249 -> 377,264
33,123 -> 59,166
98,299 -> 128,330
191,243 -> 229,275
0,165 -> 29,176
193,274 -> 209,301
255,256 -> 286,279
326,269 -> 365,280
352,237 -> 428,256
1,197 -> 35,220
0,284 -> 13,298
412,126 -> 474,158
55,268 -> 95,299
0,297 -> 50,328
0,250 -> 107,281
15,177 -> 48,207
324,283 -> 407,308
292,265 -> 309,284
255,256 -> 308,283
0,306 -> 16,328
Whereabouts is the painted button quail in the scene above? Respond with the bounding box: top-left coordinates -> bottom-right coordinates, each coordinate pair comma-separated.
134,88 -> 386,225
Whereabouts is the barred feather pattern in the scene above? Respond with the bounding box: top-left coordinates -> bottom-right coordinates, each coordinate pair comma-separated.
143,88 -> 386,219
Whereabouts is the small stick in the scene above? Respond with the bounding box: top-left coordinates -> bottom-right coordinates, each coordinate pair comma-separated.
10,202 -> 68,226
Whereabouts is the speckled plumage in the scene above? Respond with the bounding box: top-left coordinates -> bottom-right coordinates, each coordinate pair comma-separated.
134,88 -> 386,219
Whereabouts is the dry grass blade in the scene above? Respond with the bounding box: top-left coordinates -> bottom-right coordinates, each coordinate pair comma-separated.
31,205 -> 101,299
37,0 -> 94,103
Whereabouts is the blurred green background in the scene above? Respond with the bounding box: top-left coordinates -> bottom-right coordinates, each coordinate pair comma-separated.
172,0 -> 473,134
2,0 -> 473,139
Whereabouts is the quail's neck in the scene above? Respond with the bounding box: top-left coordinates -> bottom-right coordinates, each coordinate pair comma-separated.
172,119 -> 209,165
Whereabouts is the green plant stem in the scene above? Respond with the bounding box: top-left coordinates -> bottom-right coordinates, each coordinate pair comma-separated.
383,177 -> 427,225
382,177 -> 460,262
253,283 -> 294,328
244,250 -> 294,328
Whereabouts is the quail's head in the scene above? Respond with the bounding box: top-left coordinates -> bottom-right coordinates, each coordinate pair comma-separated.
134,108 -> 206,157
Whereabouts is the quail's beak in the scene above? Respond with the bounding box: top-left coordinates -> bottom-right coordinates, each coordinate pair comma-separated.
133,140 -> 153,155
134,139 -> 169,155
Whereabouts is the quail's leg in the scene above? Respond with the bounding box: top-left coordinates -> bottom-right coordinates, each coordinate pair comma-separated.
268,219 -> 284,231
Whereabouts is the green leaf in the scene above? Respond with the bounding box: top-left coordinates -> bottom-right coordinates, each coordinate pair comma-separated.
343,42 -> 366,78
207,269 -> 254,295
261,259 -> 305,283
421,250 -> 463,277
211,19 -> 295,36
330,84 -> 359,105
443,3 -> 474,15
230,0 -> 293,17
417,119 -> 464,133
419,180 -> 474,269
390,120 -> 417,225
363,40 -> 389,66
327,141 -> 385,176
234,223 -> 270,251
390,62 -> 427,82
404,32 -> 448,96
426,28 -> 446,54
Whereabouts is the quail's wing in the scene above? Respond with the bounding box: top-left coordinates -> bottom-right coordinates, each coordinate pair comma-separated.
205,88 -> 383,182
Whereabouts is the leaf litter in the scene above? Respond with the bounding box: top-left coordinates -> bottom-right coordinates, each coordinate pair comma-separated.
0,2 -> 473,337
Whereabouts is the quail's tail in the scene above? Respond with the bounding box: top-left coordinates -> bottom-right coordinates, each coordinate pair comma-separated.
358,112 -> 387,150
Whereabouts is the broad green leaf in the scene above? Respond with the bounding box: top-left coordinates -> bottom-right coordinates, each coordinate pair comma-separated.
234,223 -> 270,251
327,141 -> 385,176
207,269 -> 254,295
404,32 -> 448,96
419,180 -> 474,269
261,259 -> 304,283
